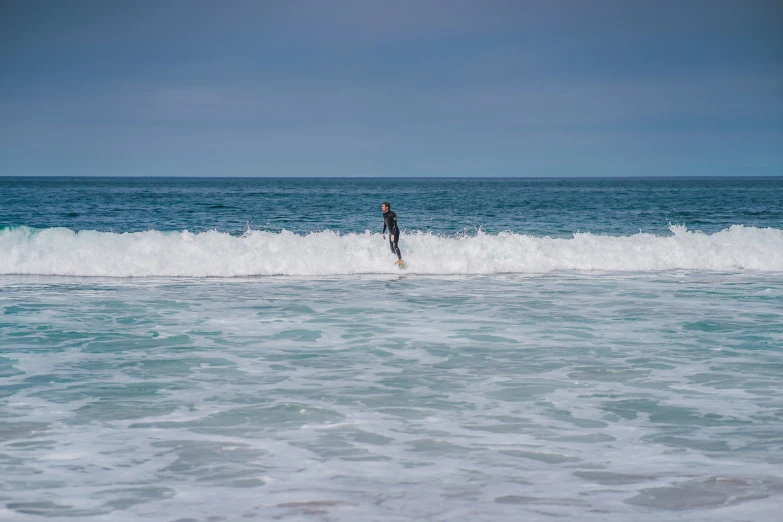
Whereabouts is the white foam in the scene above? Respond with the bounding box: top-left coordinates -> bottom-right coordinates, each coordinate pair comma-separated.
0,225 -> 781,277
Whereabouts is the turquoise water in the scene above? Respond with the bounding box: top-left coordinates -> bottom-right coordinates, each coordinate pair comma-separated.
1,178 -> 782,520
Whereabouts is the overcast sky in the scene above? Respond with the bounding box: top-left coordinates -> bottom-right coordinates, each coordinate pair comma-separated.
1,0 -> 781,177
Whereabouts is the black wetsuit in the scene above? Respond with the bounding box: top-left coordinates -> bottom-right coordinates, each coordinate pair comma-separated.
383,210 -> 402,260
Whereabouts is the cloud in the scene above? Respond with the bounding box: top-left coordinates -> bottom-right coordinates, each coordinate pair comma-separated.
0,0 -> 780,176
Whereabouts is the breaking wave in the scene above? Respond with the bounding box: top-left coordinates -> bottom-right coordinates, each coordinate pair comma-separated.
1,225 -> 782,277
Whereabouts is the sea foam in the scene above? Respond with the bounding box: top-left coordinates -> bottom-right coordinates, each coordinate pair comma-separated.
1,225 -> 781,277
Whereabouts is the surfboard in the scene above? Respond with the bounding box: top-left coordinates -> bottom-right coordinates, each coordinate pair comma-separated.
395,260 -> 406,269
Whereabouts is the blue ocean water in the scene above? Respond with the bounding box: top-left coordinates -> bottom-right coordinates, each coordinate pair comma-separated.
1,177 -> 783,521
3,177 -> 783,236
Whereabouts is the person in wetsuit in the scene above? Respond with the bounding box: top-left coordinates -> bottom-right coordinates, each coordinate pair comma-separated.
381,202 -> 402,262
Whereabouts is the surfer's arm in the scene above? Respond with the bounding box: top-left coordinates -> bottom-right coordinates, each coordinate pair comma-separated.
382,221 -> 387,234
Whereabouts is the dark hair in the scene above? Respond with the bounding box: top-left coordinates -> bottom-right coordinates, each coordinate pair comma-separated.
382,202 -> 390,209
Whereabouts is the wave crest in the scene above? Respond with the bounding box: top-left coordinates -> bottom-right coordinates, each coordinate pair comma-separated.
1,225 -> 781,277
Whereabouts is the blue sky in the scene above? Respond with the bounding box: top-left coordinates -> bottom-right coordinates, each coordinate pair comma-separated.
1,0 -> 781,177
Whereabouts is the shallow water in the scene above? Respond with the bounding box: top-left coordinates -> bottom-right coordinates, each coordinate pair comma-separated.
2,272 -> 782,521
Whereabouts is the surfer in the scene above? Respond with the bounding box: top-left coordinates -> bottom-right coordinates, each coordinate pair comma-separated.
381,202 -> 404,266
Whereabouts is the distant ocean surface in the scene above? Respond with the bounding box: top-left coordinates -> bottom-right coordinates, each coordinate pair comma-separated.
1,177 -> 782,521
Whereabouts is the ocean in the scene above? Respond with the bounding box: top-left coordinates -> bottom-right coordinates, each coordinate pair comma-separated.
1,177 -> 782,521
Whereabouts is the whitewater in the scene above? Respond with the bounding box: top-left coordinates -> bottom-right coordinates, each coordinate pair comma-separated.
2,224 -> 782,277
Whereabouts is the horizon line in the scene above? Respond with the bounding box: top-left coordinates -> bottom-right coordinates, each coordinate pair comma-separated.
1,174 -> 782,180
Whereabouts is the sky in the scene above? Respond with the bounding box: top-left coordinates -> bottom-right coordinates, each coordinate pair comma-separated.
0,0 -> 781,177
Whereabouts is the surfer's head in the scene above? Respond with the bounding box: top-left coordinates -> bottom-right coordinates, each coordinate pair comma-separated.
381,202 -> 390,212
